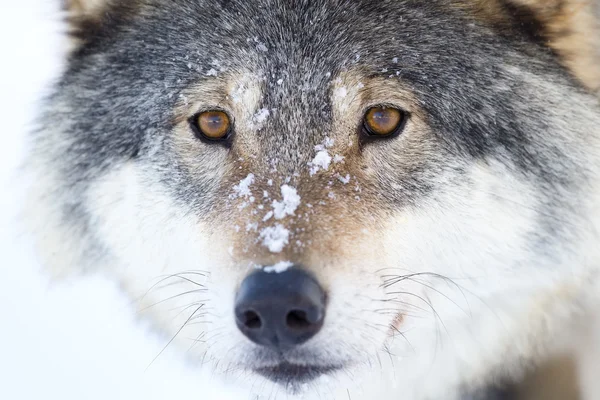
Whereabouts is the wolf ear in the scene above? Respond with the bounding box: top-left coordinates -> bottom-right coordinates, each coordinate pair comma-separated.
502,0 -> 600,92
65,0 -> 118,45
66,0 -> 112,24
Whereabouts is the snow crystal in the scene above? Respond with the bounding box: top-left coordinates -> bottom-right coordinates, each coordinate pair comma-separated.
205,68 -> 218,76
276,78 -> 283,85
251,108 -> 270,129
392,57 -> 398,63
272,185 -> 301,219
232,173 -> 255,198
231,84 -> 247,104
309,150 -> 332,176
255,108 -> 270,123
264,261 -> 293,273
337,174 -> 351,184
333,154 -> 345,163
253,37 -> 268,52
267,179 -> 273,186
210,59 -> 226,72
260,224 -> 290,253
262,211 -> 274,222
314,137 -> 334,152
333,86 -> 347,99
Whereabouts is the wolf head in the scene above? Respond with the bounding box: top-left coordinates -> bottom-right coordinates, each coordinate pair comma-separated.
29,0 -> 600,398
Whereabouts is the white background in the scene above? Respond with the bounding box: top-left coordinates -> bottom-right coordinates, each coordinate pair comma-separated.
0,2 -> 244,399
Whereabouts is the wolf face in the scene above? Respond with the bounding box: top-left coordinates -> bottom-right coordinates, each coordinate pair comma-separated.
28,0 -> 600,398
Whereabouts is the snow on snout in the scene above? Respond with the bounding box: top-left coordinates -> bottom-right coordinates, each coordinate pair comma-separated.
264,261 -> 293,273
309,138 -> 335,176
272,185 -> 300,219
231,173 -> 255,198
309,150 -> 332,176
259,224 -> 290,253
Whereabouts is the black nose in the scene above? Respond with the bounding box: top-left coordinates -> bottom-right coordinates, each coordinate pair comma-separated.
234,267 -> 326,349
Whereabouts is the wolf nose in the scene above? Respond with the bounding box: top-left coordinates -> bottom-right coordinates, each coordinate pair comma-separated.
234,267 -> 326,349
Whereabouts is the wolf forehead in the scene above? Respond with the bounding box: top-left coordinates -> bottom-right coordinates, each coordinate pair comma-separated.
54,0 -> 582,181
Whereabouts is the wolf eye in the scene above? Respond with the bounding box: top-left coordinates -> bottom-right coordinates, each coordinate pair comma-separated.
363,106 -> 405,137
192,110 -> 231,141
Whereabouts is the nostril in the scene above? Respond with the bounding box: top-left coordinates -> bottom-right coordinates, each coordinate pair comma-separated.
243,310 -> 262,329
286,310 -> 311,330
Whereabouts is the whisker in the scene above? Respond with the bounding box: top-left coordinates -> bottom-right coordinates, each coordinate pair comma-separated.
139,289 -> 207,312
135,271 -> 208,308
386,291 -> 449,335
406,277 -> 470,317
146,304 -> 205,370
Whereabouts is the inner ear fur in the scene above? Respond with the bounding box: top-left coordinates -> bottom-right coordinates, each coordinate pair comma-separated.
64,0 -> 137,50
471,0 -> 600,92
513,0 -> 600,92
66,0 -> 112,25
65,0 -> 113,44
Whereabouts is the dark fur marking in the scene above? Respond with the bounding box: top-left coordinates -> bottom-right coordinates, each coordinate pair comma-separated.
463,385 -> 516,400
498,0 -> 548,44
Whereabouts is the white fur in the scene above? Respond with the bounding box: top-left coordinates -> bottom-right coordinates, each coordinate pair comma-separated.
75,152 -> 600,400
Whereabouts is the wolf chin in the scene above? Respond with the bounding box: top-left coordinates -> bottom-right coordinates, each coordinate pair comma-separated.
26,0 -> 600,399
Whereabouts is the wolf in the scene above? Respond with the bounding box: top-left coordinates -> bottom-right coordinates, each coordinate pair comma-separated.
26,0 -> 600,399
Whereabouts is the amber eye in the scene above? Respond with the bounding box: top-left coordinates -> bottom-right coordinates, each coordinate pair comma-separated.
363,106 -> 405,137
192,110 -> 231,141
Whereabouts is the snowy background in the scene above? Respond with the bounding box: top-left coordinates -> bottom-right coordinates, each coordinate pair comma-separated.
0,2 -> 243,399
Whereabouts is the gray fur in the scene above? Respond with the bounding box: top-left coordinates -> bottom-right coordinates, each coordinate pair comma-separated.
27,0 -> 600,399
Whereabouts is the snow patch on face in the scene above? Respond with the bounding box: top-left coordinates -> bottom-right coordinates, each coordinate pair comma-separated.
263,261 -> 293,273
259,224 -> 290,253
230,84 -> 247,104
309,138 -> 335,176
231,173 -> 255,198
272,185 -> 301,219
251,108 -> 270,129
310,151 -> 332,176
333,86 -> 347,99
333,154 -> 345,163
262,210 -> 274,222
256,42 -> 268,52
337,174 -> 351,184
248,37 -> 268,52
